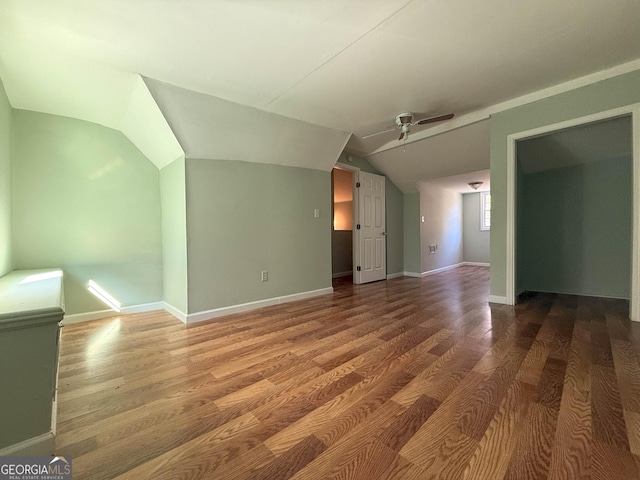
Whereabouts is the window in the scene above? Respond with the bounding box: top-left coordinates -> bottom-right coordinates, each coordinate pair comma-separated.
481,191 -> 491,230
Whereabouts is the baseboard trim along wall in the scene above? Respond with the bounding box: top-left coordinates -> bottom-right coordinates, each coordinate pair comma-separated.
462,262 -> 490,267
162,302 -> 187,323
0,432 -> 54,456
183,287 -> 334,324
421,263 -> 463,277
403,271 -> 422,278
62,302 -> 163,325
386,272 -> 404,280
488,295 -> 508,304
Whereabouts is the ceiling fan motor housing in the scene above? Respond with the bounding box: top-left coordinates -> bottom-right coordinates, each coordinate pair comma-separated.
396,113 -> 413,126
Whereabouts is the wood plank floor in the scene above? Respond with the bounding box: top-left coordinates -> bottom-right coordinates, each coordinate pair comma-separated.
55,266 -> 640,479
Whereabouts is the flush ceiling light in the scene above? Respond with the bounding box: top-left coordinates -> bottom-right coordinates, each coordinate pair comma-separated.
468,181 -> 483,190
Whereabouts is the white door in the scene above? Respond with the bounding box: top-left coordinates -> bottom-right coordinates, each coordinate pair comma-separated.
356,171 -> 386,284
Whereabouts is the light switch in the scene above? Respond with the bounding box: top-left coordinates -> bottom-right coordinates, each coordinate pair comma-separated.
314,208 -> 320,218
421,215 -> 425,223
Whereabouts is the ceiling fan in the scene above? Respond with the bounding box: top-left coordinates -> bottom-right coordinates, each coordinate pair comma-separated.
363,112 -> 455,141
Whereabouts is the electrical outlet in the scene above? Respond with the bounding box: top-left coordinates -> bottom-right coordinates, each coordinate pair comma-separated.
261,270 -> 268,282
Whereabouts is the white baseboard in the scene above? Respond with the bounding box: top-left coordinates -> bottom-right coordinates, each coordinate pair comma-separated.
462,262 -> 490,267
332,271 -> 352,278
163,302 -> 187,323
62,302 -> 163,325
488,295 -> 509,304
421,263 -> 463,277
403,271 -> 422,278
185,287 -> 334,324
0,432 -> 54,456
386,272 -> 404,280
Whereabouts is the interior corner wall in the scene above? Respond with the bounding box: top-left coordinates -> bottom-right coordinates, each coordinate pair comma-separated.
403,193 -> 421,274
11,110 -> 163,314
462,192 -> 490,264
0,76 -> 12,277
185,158 -> 332,314
384,179 -> 404,276
160,157 -> 188,314
490,69 -> 640,298
420,186 -> 463,273
518,157 -> 632,298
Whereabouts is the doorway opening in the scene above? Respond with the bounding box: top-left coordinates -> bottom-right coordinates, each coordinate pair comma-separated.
331,167 -> 354,284
506,104 -> 640,321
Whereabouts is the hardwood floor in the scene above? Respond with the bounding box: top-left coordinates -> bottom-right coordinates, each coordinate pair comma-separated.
55,266 -> 640,479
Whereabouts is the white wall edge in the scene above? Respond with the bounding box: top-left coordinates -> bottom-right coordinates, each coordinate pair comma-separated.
0,432 -> 54,456
62,302 -> 163,325
186,287 -> 334,324
488,295 -> 508,304
421,263 -> 463,277
332,271 -> 352,278
462,262 -> 490,267
163,302 -> 187,323
386,272 -> 404,279
403,271 -> 422,278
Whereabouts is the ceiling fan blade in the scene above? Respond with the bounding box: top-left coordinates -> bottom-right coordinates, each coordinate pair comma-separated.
415,113 -> 455,125
398,131 -> 406,141
362,127 -> 397,140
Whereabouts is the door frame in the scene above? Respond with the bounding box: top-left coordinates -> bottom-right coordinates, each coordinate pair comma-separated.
505,103 -> 640,321
334,162 -> 361,282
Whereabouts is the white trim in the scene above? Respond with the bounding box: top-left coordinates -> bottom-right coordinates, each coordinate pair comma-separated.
163,302 -> 187,323
506,103 -> 640,320
0,432 -> 54,456
403,271 -> 422,278
185,287 -> 334,324
333,162 -> 361,285
366,60 -> 640,156
488,295 -> 508,304
421,263 -> 463,277
62,302 -> 163,324
386,272 -> 404,279
332,271 -> 353,279
463,262 -> 490,267
480,191 -> 491,231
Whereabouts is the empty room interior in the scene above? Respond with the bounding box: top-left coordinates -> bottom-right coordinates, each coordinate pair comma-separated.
0,2 -> 639,479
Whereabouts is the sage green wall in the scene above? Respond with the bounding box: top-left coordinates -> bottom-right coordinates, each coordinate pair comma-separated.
0,77 -> 12,277
518,157 -> 632,298
403,193 -> 421,274
185,159 -> 332,313
160,157 -> 188,313
490,69 -> 640,298
336,152 -> 404,276
12,111 -> 163,314
385,180 -> 404,275
463,192 -> 490,264
420,185 -> 463,273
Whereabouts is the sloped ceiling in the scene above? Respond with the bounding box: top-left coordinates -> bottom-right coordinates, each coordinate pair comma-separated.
518,115 -> 633,174
367,120 -> 490,192
145,79 -> 350,171
0,1 -> 638,182
0,28 -> 184,169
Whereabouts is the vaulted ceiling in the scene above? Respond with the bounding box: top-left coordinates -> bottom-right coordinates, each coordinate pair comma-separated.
0,1 -> 638,191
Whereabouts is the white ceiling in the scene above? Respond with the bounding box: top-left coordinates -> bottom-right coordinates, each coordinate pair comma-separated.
0,1 -> 638,187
